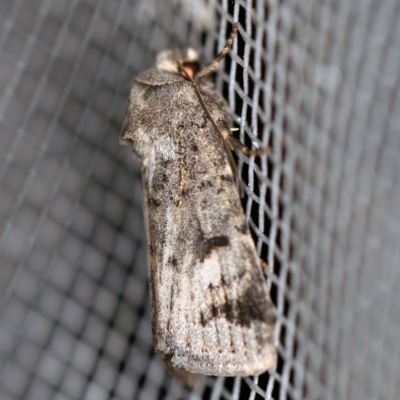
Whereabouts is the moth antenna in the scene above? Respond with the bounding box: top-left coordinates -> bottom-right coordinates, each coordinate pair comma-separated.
195,22 -> 239,80
176,23 -> 253,192
177,63 -> 262,194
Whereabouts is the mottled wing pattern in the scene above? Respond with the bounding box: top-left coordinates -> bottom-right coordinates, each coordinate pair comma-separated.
122,74 -> 275,376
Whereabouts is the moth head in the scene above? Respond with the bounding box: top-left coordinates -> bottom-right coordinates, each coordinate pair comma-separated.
155,48 -> 200,79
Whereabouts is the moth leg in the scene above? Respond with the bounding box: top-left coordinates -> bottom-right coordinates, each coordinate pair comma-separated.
228,135 -> 270,157
195,22 -> 239,80
260,258 -> 271,272
158,353 -> 197,388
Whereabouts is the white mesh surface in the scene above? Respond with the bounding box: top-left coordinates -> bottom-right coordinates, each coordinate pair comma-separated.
1,0 -> 400,399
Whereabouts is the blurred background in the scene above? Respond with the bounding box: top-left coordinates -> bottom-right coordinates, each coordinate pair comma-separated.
0,0 -> 399,399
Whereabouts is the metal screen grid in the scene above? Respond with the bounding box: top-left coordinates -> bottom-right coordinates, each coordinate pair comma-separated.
1,0 -> 400,400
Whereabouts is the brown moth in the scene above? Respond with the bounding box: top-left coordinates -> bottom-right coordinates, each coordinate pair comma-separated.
120,23 -> 276,384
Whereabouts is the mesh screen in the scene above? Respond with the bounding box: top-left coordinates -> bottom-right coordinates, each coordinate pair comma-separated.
1,0 -> 399,399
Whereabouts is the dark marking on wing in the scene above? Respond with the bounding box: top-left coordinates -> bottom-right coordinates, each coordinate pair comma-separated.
202,264 -> 273,328
236,283 -> 272,327
235,223 -> 248,234
221,300 -> 235,321
200,180 -> 213,189
200,311 -> 207,327
148,197 -> 161,207
167,284 -> 175,331
192,120 -> 207,129
157,327 -> 175,350
220,174 -> 234,184
159,158 -> 172,167
211,304 -> 218,318
153,171 -> 169,192
168,255 -> 178,267
220,273 -> 231,288
149,269 -> 160,336
196,234 -> 230,262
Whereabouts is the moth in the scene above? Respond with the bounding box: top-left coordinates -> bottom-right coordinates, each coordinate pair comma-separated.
120,23 -> 276,385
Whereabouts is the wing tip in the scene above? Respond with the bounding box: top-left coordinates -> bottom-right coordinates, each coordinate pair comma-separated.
170,342 -> 276,376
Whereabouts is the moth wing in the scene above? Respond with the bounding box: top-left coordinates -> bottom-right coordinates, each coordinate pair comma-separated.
150,155 -> 275,375
123,79 -> 276,376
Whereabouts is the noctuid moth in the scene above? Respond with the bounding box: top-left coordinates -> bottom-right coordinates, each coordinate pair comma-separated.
120,23 -> 276,386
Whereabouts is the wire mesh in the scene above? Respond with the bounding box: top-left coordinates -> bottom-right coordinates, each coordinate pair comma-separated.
0,0 -> 399,399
